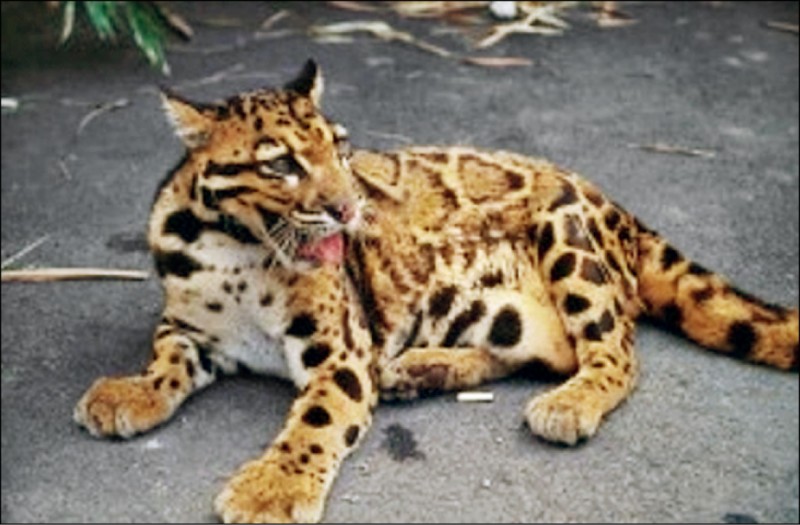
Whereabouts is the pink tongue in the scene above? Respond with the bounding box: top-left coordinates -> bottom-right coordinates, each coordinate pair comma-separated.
297,233 -> 345,265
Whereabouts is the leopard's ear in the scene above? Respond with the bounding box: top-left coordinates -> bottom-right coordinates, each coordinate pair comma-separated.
284,59 -> 324,107
160,88 -> 215,148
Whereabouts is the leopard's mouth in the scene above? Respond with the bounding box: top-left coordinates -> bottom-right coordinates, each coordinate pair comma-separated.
296,232 -> 345,265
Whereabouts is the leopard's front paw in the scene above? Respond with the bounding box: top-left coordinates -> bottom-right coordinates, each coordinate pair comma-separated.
215,458 -> 325,524
525,388 -> 603,445
74,376 -> 174,438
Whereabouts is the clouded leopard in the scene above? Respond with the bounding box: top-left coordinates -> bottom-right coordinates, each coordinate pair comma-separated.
74,60 -> 799,523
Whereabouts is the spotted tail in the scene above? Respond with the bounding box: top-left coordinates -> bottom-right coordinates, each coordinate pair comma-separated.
635,224 -> 799,371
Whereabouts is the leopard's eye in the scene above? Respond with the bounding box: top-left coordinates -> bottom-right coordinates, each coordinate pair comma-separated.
259,154 -> 307,179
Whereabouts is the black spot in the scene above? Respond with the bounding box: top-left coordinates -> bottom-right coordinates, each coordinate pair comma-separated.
617,226 -> 631,244
286,313 -> 317,338
548,182 -> 579,211
256,204 -> 282,231
333,368 -> 363,402
526,224 -> 538,244
564,215 -> 593,251
309,444 -> 324,454
691,286 -> 714,303
403,311 -> 423,348
549,252 -> 577,282
662,303 -> 683,329
205,302 -> 223,312
171,317 -> 203,334
428,286 -> 458,319
688,262 -> 711,275
342,307 -> 355,349
212,214 -> 260,245
382,424 -> 424,462
587,217 -> 603,244
604,209 -> 621,231
254,116 -> 263,131
661,245 -> 684,271
488,307 -> 522,347
260,293 -> 274,307
506,171 -> 524,190
302,405 -> 332,427
480,271 -> 504,288
154,250 -> 203,278
185,360 -> 196,377
302,344 -> 332,368
584,322 -> 602,341
196,344 -> 217,376
344,425 -> 360,447
201,187 -> 218,210
598,309 -> 615,333
204,161 -> 257,177
442,300 -> 486,347
586,190 -> 605,208
153,376 -> 164,390
564,294 -> 591,315
346,239 -> 386,346
230,96 -> 247,120
727,321 -> 757,359
537,222 -> 555,261
605,252 -> 622,274
580,258 -> 608,284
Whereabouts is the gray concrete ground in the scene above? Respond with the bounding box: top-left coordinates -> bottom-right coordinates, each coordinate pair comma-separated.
2,1 -> 798,523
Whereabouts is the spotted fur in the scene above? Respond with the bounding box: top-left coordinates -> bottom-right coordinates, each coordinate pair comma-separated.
74,61 -> 798,523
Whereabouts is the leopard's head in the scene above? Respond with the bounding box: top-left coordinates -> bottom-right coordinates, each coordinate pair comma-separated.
161,60 -> 359,268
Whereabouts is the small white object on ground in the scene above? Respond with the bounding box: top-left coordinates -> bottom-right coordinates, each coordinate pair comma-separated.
490,1 -> 518,20
457,391 -> 495,403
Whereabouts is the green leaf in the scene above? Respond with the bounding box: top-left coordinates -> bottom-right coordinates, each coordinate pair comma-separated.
83,1 -> 120,41
123,2 -> 170,75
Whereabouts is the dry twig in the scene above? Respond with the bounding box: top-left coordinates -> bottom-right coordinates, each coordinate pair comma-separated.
260,9 -> 291,31
763,20 -> 799,35
462,55 -> 534,67
2,268 -> 149,283
594,1 -> 637,28
631,142 -> 716,159
477,2 -> 573,48
76,98 -> 130,135
327,1 -> 383,12
310,20 -> 453,57
1,235 -> 50,270
388,1 -> 488,19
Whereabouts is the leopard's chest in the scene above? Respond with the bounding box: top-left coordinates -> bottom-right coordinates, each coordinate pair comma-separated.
157,232 -> 293,378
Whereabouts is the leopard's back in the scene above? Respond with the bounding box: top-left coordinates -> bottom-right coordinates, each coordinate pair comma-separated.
351,145 -> 798,374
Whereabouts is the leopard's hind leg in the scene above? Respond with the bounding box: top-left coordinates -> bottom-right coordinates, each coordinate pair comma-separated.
526,211 -> 639,445
74,320 -> 218,438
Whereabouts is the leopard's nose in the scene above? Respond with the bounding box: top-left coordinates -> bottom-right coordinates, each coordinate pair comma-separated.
324,201 -> 357,225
